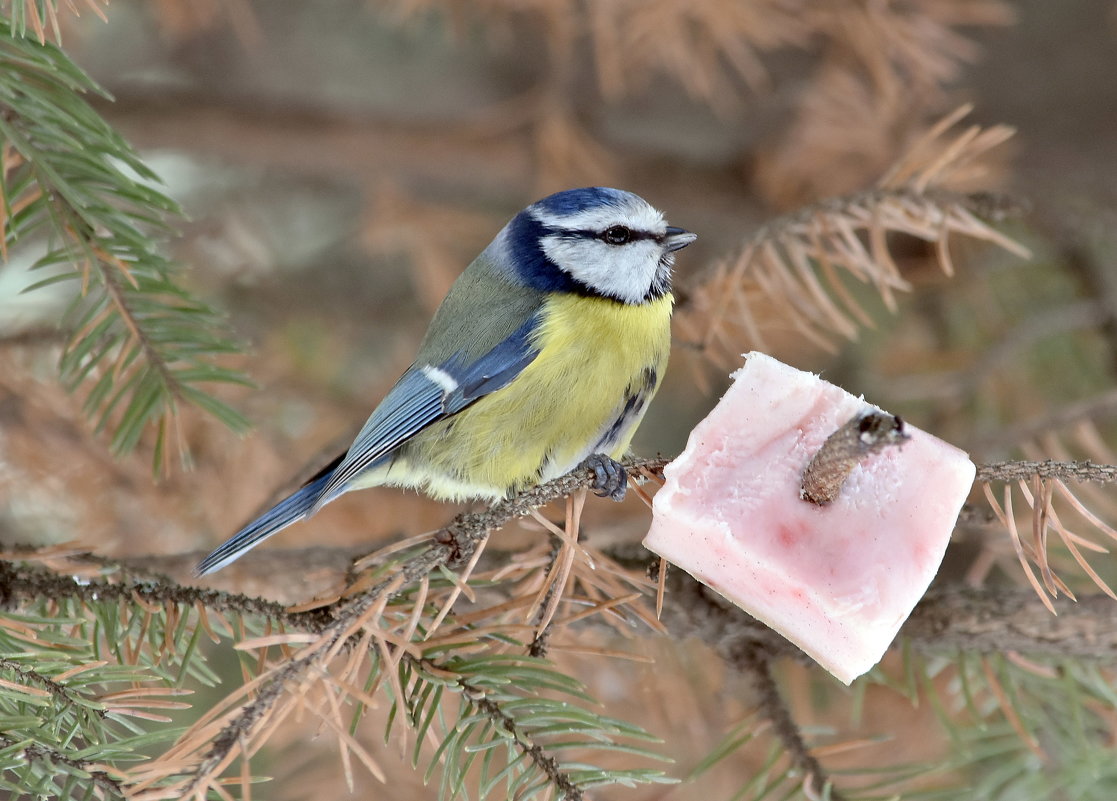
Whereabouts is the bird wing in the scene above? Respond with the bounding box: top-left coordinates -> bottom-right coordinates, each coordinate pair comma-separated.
196,316 -> 539,576
310,315 -> 540,509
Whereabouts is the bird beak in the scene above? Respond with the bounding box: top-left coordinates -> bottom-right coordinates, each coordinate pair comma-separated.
664,226 -> 697,252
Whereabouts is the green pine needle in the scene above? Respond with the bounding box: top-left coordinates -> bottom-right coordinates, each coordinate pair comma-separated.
377,652 -> 676,801
0,23 -> 251,475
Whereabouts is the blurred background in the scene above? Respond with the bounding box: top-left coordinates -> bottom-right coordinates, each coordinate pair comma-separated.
2,1 -> 1117,797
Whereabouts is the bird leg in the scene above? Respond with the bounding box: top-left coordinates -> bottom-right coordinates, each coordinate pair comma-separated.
579,453 -> 628,501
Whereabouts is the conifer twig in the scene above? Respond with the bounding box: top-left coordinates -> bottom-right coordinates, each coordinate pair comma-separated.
677,185 -> 1027,361
0,26 -> 251,472
678,107 -> 1027,364
127,456 -> 671,797
977,459 -> 1117,485
8,455 -> 1117,797
471,693 -> 584,800
733,645 -> 846,801
0,734 -> 122,796
14,456 -> 1117,632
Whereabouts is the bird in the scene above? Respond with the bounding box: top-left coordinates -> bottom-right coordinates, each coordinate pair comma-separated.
196,187 -> 696,576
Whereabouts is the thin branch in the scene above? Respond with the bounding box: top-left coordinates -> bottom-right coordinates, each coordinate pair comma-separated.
528,540 -> 562,658
0,656 -> 105,719
473,693 -> 583,801
0,558 -> 290,623
96,260 -> 178,403
0,733 -> 124,798
732,644 -> 846,801
0,35 -> 251,470
40,547 -> 1117,662
9,454 -> 1117,795
977,460 -> 1117,485
676,186 -> 1028,362
159,459 -> 666,796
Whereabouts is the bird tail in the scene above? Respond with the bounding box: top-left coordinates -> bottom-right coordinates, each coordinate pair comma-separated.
195,471 -> 332,576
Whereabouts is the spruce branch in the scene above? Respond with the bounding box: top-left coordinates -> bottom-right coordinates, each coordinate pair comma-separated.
904,648 -> 1117,799
13,453 -> 1117,795
0,24 -> 250,473
125,459 -> 674,799
678,183 -> 1028,360
397,654 -> 671,800
13,553 -> 1117,661
0,557 -> 291,623
12,453 -> 1117,635
17,455 -> 1117,643
0,655 -> 105,720
8,455 -> 1117,797
677,106 -> 1027,363
0,575 -> 199,800
470,692 -> 583,800
733,645 -> 846,801
0,733 -> 123,799
977,459 -> 1117,484
979,465 -> 1117,611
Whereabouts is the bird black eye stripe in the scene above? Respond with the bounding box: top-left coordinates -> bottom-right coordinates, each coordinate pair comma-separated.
565,226 -> 659,246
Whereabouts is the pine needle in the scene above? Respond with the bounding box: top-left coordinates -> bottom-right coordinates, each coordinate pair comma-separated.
0,30 -> 251,473
984,482 -> 1055,614
426,535 -> 488,637
680,107 -> 1028,364
981,657 -> 1044,760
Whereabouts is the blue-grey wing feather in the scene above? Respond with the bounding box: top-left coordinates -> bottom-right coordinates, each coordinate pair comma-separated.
195,470 -> 332,576
445,320 -> 541,403
311,370 -> 448,498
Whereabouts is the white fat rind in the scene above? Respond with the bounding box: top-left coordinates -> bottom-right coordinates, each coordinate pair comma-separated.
644,352 -> 975,684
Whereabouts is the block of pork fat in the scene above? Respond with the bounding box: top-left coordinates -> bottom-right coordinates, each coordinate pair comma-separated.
643,352 -> 975,683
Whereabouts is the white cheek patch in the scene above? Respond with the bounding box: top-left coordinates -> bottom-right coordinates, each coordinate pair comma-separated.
540,235 -> 661,304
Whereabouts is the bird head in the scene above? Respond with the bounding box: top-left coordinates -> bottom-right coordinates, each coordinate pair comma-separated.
489,187 -> 697,305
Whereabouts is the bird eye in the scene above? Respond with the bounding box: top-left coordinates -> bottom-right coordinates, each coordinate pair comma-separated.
601,225 -> 633,246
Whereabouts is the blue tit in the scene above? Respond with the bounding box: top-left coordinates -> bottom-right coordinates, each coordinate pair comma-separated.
196,187 -> 696,575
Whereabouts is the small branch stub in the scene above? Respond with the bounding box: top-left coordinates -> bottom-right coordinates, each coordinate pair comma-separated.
800,411 -> 909,505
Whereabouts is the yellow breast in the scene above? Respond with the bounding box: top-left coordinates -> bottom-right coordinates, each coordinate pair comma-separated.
384,292 -> 673,500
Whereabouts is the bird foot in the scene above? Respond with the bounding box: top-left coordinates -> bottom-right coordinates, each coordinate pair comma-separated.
579,453 -> 627,501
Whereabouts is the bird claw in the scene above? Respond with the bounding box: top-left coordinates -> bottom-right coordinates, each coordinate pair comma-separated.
579,453 -> 627,501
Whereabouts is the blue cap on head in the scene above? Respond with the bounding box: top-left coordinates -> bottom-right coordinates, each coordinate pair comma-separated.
531,187 -> 634,217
